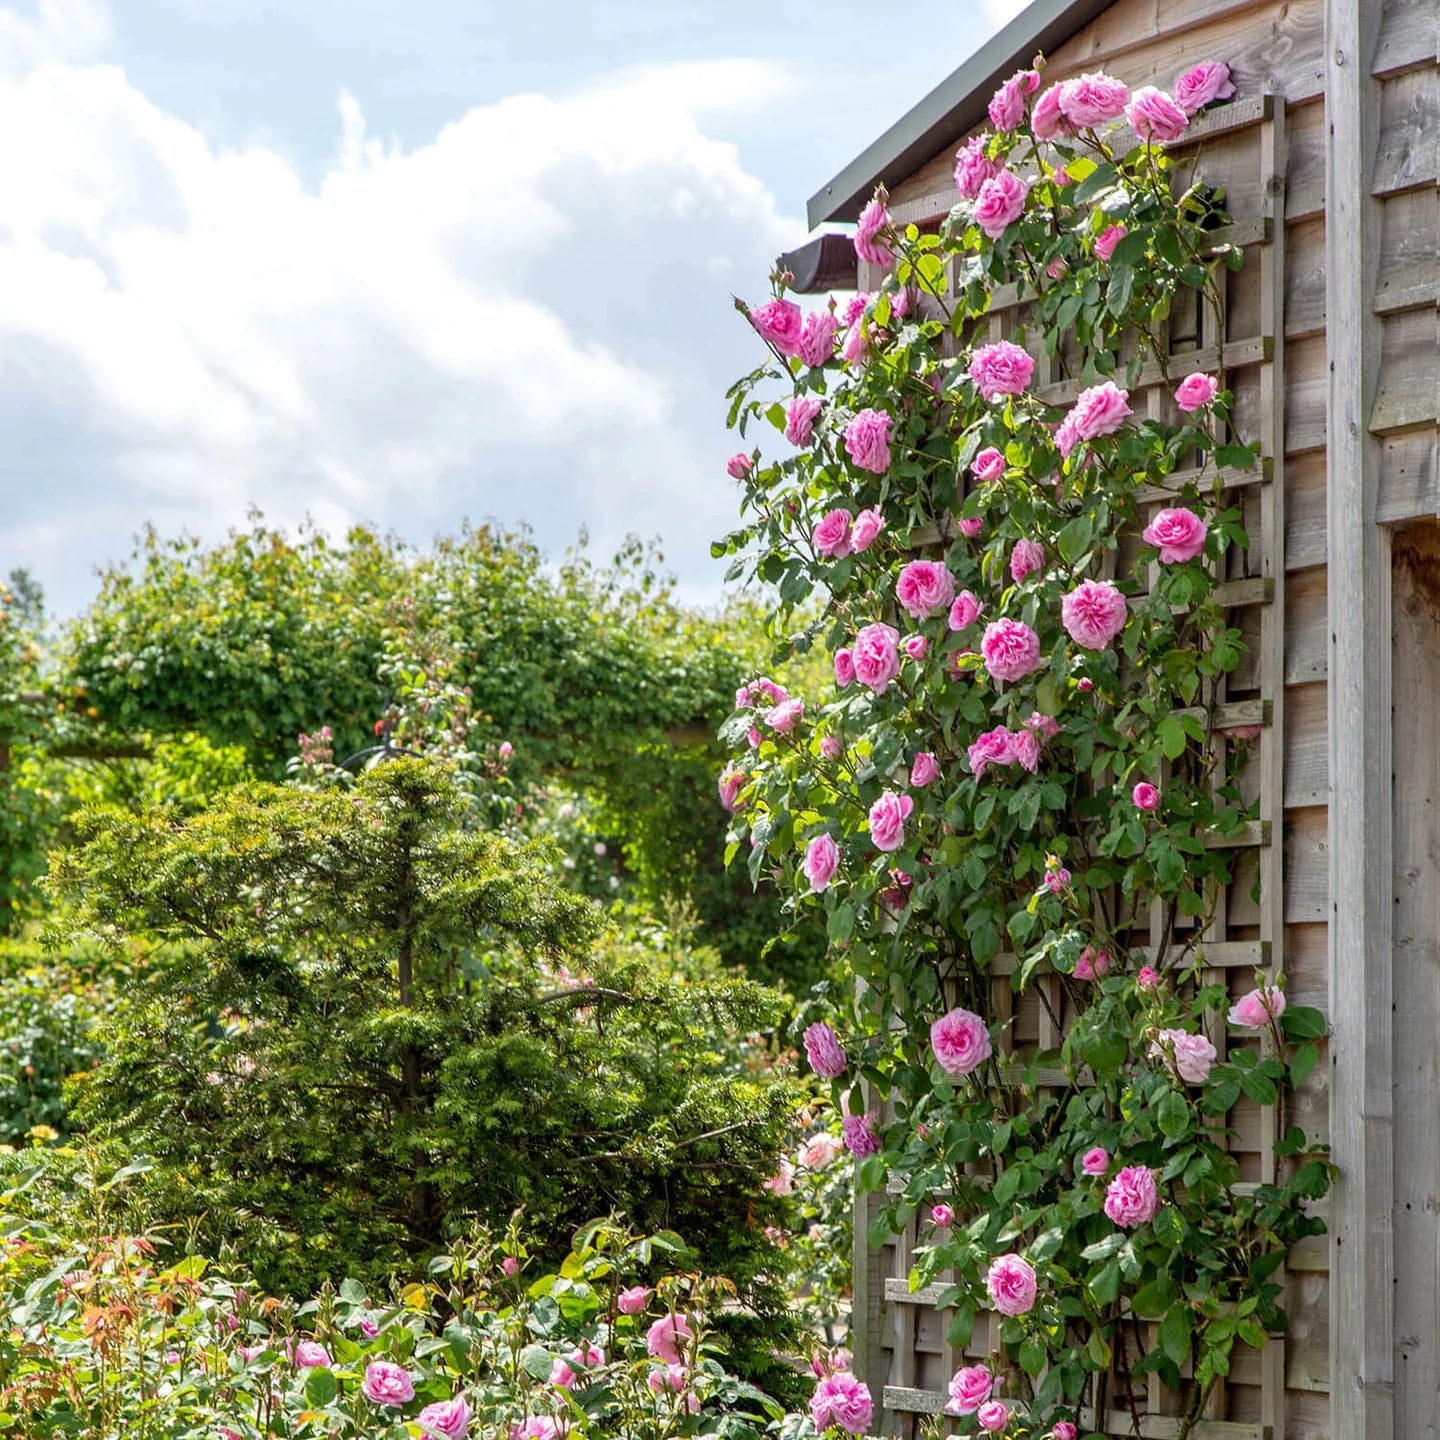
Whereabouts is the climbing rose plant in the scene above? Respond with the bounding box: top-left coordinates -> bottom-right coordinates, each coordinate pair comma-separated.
718,59 -> 1329,1439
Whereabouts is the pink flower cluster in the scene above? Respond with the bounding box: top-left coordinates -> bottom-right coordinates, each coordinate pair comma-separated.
988,67 -> 1040,131
970,340 -> 1035,402
931,1006 -> 992,1076
803,1021 -> 848,1078
868,790 -> 914,851
810,1372 -> 874,1434
1229,986 -> 1287,1028
896,560 -> 955,618
980,618 -> 1043,682
954,135 -> 1000,200
1061,579 -> 1127,650
1104,1164 -> 1160,1226
1151,1027 -> 1217,1084
947,1362 -> 993,1415
1142,507 -> 1207,562
844,408 -> 892,473
785,395 -> 823,446
854,196 -> 894,267
986,1253 -> 1038,1315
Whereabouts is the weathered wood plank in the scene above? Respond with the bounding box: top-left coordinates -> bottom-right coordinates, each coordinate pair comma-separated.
1372,66 -> 1440,196
1374,0 -> 1438,78
1377,426 -> 1439,524
1371,308 -> 1440,433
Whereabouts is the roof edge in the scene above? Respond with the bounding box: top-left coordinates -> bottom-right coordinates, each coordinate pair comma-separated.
806,0 -> 1114,229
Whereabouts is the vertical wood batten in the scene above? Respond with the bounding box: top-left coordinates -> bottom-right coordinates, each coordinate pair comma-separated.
1324,2 -> 1394,1438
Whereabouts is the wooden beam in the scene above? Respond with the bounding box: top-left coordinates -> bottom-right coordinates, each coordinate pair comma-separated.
777,234 -> 858,295
1325,2 -> 1395,1436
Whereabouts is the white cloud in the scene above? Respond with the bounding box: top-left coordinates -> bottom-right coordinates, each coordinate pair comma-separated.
0,13 -> 803,613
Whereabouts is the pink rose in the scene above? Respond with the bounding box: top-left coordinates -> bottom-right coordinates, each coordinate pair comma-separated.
986,1253 -> 1038,1315
293,1340 -> 331,1368
418,1400 -> 471,1440
1067,381 -> 1132,441
854,196 -> 894,267
1132,781 -> 1160,811
1046,255 -> 1069,279
766,697 -> 804,734
978,1400 -> 1012,1433
954,135 -> 1001,199
550,1355 -> 579,1389
1105,1165 -> 1160,1226
841,318 -> 871,364
362,1360 -> 416,1407
1059,72 -> 1130,127
1174,371 -> 1220,412
1229,986 -> 1287,1029
785,395 -> 823,446
1031,84 -> 1073,140
972,446 -> 1006,481
850,506 -> 885,552
1174,61 -> 1235,115
511,1422 -> 561,1440
726,452 -> 752,479
1095,222 -> 1127,261
896,560 -> 956,618
1073,945 -> 1111,980
1136,965 -> 1161,991
646,1313 -> 693,1363
1152,1027 -> 1217,1084
903,634 -> 930,662
501,1256 -> 521,1278
948,590 -> 982,631
747,726 -> 762,748
1077,676 -> 1094,692
972,170 -> 1029,238
810,1372 -> 874,1434
988,68 -> 1038,131
868,790 -> 914,852
931,1203 -> 954,1227
968,725 -> 1016,778
804,1021 -> 848,1077
842,292 -> 872,328
1054,413 -> 1081,459
844,408 -> 893,473
763,1159 -> 795,1196
1026,711 -> 1060,739
931,1007 -> 992,1075
618,1285 -> 651,1314
800,1131 -> 844,1169
820,735 -> 843,761
799,309 -> 840,367
947,1363 -> 993,1415
1081,1146 -> 1110,1175
959,516 -> 984,538
842,1113 -> 881,1158
1010,538 -> 1045,583
969,340 -> 1035,402
813,508 -> 853,559
1127,86 -> 1189,143
749,298 -> 804,356
981,618 -> 1044,682
1053,1425 -> 1079,1440
834,648 -> 855,688
1061,580 -> 1127,650
1043,862 -> 1070,891
910,752 -> 941,787
852,623 -> 901,694
1143,506 -> 1208,562
1012,728 -> 1041,773
803,834 -> 841,893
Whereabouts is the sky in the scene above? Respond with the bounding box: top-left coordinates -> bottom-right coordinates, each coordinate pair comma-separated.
0,0 -> 1028,618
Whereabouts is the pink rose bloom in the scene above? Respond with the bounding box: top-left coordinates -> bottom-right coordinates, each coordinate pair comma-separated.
362,1360 -> 416,1407
1068,381 -> 1132,441
954,134 -> 1001,200
646,1313 -> 693,1363
1012,728 -> 1041,773
763,1159 -> 795,1196
550,1356 -> 579,1389
1059,72 -> 1130,127
947,1363 -> 993,1415
841,320 -> 871,365
1127,86 -> 1189,143
1229,986 -> 1287,1029
903,634 -> 930,662
1152,1027 -> 1217,1084
896,560 -> 956,618
238,1344 -> 265,1362
1054,1425 -> 1079,1440
820,735 -> 843,761
501,1256 -> 521,1278
1174,61 -> 1236,115
969,340 -> 1035,402
1074,945 -> 1111,980
852,622 -> 901,693
854,196 -> 894,266
293,1340 -> 331,1368
1046,255 -> 1069,279
799,309 -> 840,367
948,590 -> 982,631
510,1422 -> 561,1440
842,1113 -> 881,1157
959,516 -> 984,538
973,170 -> 1029,238
220,1430 -> 242,1440
618,1285 -> 651,1314
844,408 -> 893,474
850,506 -> 885,552
1062,579 -> 1128,650
981,618 -> 1044,682
988,68 -> 1039,131
1225,723 -> 1263,742
868,790 -> 914,852
417,1398 -> 471,1439
785,395 -> 823,446
1137,965 -> 1161,990
1010,538 -> 1045,583
1026,711 -> 1060,739
1174,370 -> 1220,412
747,726 -> 762,748
813,507 -> 853,559
766,697 -> 804,734
1031,84 -> 1073,140
647,1364 -> 695,1405
810,1372 -> 874,1434
986,1254 -> 1038,1316
804,1021 -> 848,1077
1105,1165 -> 1160,1226
842,292 -> 872,328
757,677 -> 788,703
968,725 -> 1016,778
1053,166 -> 1074,187
749,297 -> 804,356
910,752 -> 941,787
1132,781 -> 1160,811
978,1401 -> 1012,1433
1077,676 -> 1094,692
1143,506 -> 1208,563
931,1006 -> 992,1075
834,648 -> 855,688
1081,1146 -> 1110,1175
1054,413 -> 1081,460
726,453 -> 752,479
801,1132 -> 845,1169
972,446 -> 1006,481
803,833 -> 841,893
1095,222 -> 1127,261
931,1203 -> 954,1227
1043,863 -> 1070,892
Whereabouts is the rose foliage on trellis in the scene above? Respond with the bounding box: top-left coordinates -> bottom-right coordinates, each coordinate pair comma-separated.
716,60 -> 1330,1440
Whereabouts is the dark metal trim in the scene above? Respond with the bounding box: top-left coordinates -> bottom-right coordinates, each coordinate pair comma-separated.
778,233 -> 860,294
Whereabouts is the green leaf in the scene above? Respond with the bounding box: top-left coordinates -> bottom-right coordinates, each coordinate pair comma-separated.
1157,1089 -> 1190,1139
1089,1260 -> 1122,1306
304,1368 -> 339,1407
1159,1305 -> 1192,1366
1019,1337 -> 1048,1377
1107,264 -> 1135,318
1057,515 -> 1094,565
520,1344 -> 555,1380
827,904 -> 855,942
1281,1006 -> 1327,1040
1241,1070 -> 1278,1106
1289,1043 -> 1318,1088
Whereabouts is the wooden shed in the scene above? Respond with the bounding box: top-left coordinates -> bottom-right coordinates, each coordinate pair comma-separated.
785,1 -> 1440,1436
